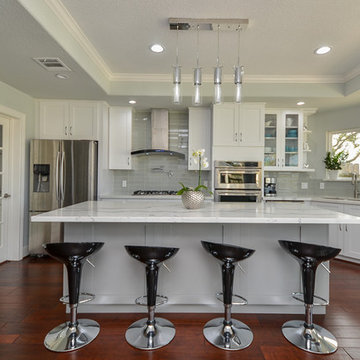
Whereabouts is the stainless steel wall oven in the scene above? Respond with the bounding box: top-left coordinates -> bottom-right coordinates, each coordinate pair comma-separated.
214,161 -> 262,202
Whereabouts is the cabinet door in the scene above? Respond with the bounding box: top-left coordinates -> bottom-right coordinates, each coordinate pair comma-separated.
188,107 -> 211,170
108,107 -> 132,170
238,103 -> 264,147
213,103 -> 237,146
39,101 -> 68,139
69,102 -> 98,140
264,112 -> 279,168
283,112 -> 302,168
343,224 -> 360,259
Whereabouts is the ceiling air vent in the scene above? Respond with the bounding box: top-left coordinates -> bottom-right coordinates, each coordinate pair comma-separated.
33,57 -> 71,71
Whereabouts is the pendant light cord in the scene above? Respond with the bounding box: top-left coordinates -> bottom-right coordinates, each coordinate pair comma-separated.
216,24 -> 220,66
196,25 -> 200,68
238,26 -> 240,63
176,24 -> 179,66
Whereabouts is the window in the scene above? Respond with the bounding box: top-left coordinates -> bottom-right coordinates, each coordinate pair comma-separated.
328,129 -> 360,177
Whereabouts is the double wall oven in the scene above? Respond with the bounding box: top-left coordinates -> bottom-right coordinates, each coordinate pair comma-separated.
214,161 -> 262,202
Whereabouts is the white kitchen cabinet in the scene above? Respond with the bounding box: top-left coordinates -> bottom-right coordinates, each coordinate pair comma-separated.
264,110 -> 304,170
108,107 -> 132,170
311,201 -> 360,261
213,103 -> 264,147
39,100 -> 99,140
188,107 -> 211,171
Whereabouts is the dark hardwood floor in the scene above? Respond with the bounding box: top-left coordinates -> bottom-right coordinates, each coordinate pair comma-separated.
0,257 -> 360,359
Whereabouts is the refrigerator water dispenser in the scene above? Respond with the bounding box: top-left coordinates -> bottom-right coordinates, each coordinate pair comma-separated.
33,164 -> 50,192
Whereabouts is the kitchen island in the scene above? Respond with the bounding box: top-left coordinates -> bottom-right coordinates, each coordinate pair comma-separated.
32,200 -> 360,314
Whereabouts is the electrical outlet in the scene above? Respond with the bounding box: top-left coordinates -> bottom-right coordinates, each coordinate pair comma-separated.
122,180 -> 127,188
320,182 -> 325,190
301,182 -> 308,190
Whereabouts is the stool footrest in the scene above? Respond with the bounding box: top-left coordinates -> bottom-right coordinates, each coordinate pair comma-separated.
216,292 -> 248,306
135,295 -> 168,306
60,292 -> 95,305
291,292 -> 329,306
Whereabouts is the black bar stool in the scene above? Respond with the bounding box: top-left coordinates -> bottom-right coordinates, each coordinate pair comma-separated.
278,240 -> 341,354
124,245 -> 179,350
201,240 -> 255,351
43,242 -> 104,352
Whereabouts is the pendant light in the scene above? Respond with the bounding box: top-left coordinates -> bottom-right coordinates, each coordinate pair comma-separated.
214,25 -> 222,104
173,25 -> 181,104
234,26 -> 244,103
193,25 -> 202,105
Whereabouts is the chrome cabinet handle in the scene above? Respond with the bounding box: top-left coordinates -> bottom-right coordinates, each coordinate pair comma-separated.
239,132 -> 243,142
345,224 -> 348,232
128,157 -> 130,166
69,126 -> 72,136
64,126 -> 68,136
234,132 -> 238,142
339,224 -> 342,231
55,151 -> 60,201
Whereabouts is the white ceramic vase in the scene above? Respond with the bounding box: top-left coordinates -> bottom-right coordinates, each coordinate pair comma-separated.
181,191 -> 205,209
327,169 -> 339,180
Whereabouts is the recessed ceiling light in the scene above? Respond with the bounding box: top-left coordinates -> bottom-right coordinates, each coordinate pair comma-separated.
314,46 -> 331,55
150,44 -> 164,53
129,100 -> 136,104
55,73 -> 69,79
297,101 -> 305,106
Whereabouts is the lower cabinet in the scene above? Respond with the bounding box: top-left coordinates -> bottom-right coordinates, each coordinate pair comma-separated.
311,201 -> 360,262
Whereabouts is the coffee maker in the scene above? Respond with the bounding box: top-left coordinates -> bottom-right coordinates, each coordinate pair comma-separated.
264,177 -> 277,197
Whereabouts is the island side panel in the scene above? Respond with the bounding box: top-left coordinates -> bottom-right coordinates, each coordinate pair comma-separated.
64,222 -> 329,314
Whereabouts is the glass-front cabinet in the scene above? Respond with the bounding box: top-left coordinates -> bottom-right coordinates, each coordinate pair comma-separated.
264,110 -> 304,170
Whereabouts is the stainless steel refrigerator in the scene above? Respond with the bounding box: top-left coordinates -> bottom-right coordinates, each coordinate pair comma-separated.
29,140 -> 98,254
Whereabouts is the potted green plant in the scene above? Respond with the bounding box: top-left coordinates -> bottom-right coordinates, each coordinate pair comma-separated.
323,151 -> 348,180
177,149 -> 212,209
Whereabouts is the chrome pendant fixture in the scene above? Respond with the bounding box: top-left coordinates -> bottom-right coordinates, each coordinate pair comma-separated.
173,25 -> 181,104
214,25 -> 222,104
193,25 -> 202,105
234,26 -> 244,103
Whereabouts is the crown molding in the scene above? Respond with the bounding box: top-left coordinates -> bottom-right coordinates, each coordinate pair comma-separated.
45,0 -> 113,79
110,72 -> 345,84
344,64 -> 360,82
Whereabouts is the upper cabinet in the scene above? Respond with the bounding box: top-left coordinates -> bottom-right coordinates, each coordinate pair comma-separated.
264,109 -> 314,171
108,107 -> 132,170
188,107 -> 211,171
39,100 -> 99,140
213,103 -> 264,147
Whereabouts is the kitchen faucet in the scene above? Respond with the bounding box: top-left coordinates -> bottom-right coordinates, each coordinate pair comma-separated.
352,173 -> 360,198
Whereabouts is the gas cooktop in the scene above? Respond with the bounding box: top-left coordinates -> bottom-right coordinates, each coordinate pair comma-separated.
133,190 -> 178,196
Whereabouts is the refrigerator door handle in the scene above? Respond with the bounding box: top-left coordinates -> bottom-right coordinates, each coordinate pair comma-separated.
55,151 -> 60,201
60,151 -> 66,201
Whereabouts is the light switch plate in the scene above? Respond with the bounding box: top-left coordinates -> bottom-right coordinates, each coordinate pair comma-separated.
320,182 -> 325,190
301,182 -> 308,190
122,180 -> 127,188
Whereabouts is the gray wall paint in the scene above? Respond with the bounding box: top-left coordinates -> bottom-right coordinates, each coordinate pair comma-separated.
266,105 -> 360,198
0,80 -> 36,249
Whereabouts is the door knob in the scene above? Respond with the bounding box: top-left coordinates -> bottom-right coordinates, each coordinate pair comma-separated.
3,193 -> 11,198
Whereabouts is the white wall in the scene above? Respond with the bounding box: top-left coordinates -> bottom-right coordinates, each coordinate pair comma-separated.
0,80 -> 36,250
309,105 -> 360,179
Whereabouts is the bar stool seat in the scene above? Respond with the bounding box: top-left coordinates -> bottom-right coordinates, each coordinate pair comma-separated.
124,245 -> 179,350
279,240 -> 341,354
43,242 -> 104,352
201,241 -> 255,351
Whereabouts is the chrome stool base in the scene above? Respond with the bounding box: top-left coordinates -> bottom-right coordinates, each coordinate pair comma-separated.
282,320 -> 338,354
203,317 -> 253,351
44,319 -> 100,352
125,317 -> 176,350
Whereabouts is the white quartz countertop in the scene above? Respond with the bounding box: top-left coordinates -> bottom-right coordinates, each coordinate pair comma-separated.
31,200 -> 360,224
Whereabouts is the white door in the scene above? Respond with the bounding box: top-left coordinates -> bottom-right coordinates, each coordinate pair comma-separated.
0,116 -> 10,262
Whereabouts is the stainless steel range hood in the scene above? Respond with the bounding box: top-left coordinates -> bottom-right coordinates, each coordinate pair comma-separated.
131,109 -> 185,159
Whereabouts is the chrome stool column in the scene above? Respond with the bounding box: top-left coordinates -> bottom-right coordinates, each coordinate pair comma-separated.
279,240 -> 341,354
124,245 -> 179,350
201,241 -> 255,351
43,242 -> 104,352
